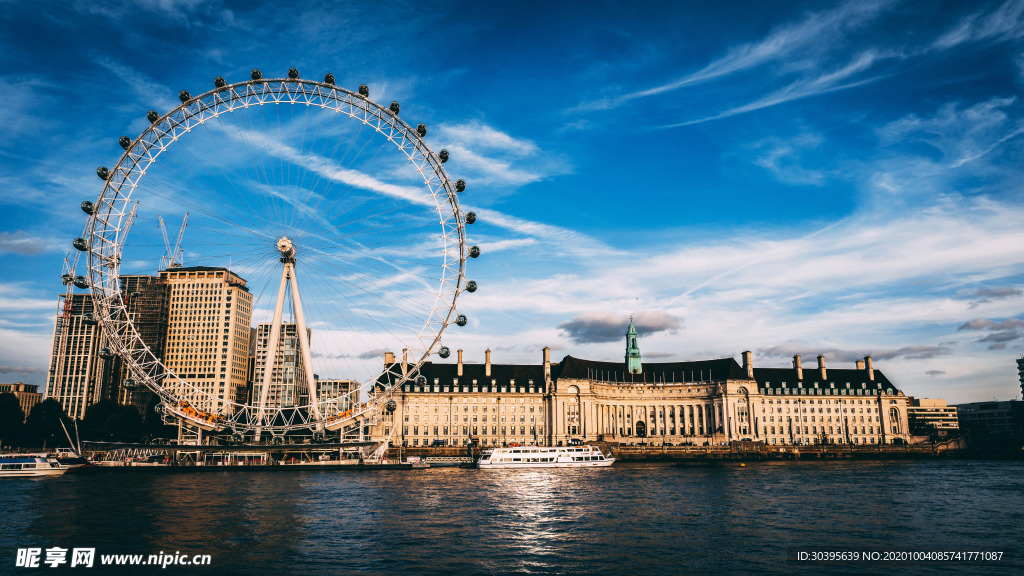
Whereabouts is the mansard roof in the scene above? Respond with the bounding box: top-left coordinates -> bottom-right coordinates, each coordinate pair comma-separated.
554,355 -> 749,382
377,361 -> 547,392
752,367 -> 897,393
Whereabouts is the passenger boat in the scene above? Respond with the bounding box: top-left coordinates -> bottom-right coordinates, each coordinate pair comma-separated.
477,445 -> 614,469
0,453 -> 70,477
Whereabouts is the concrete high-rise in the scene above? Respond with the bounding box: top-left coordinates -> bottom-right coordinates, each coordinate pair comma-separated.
45,293 -> 111,419
115,275 -> 170,416
160,266 -> 253,414
251,323 -> 311,409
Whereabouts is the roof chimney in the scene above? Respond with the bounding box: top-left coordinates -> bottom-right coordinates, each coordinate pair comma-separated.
543,347 -> 551,382
864,355 -> 874,381
817,354 -> 827,381
793,354 -> 803,380
742,350 -> 753,379
384,351 -> 395,365
856,360 -> 865,370
402,348 -> 408,376
485,349 -> 492,377
457,349 -> 463,377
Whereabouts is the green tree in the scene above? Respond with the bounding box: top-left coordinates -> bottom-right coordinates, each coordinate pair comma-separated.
82,399 -> 119,440
23,399 -> 71,449
0,392 -> 25,448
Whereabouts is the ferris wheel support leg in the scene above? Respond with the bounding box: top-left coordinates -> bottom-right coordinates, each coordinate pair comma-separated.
287,265 -> 323,426
255,265 -> 290,443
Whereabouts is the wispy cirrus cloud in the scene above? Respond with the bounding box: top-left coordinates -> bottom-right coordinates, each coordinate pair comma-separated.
930,0 -> 1024,50
576,0 -> 893,112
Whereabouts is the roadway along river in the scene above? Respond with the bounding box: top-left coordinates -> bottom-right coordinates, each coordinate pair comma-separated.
3,460 -> 1022,574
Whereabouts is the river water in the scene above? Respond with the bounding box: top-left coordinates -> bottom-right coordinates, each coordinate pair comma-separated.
3,460 -> 1022,575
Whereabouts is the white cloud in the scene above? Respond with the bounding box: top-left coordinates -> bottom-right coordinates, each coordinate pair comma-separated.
575,0 -> 893,112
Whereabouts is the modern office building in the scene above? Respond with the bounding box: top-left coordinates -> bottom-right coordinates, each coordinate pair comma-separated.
0,382 -> 42,420
906,397 -> 959,437
1018,354 -> 1024,400
45,293 -> 112,419
954,400 -> 1024,437
251,323 -> 311,409
114,275 -> 171,417
160,266 -> 253,414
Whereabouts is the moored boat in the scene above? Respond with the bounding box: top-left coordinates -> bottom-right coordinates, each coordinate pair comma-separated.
0,453 -> 70,478
477,445 -> 614,469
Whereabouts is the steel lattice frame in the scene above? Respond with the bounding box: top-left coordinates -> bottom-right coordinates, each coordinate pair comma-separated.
84,76 -> 467,434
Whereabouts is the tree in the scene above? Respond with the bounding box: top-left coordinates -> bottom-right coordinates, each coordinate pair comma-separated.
0,392 -> 25,448
82,399 -> 119,440
24,399 -> 71,449
83,399 -> 146,441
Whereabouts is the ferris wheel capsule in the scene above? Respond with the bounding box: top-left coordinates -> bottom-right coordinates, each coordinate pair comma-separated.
81,201 -> 95,215
98,347 -> 113,359
146,110 -> 159,123
251,68 -> 262,81
438,149 -> 449,163
288,67 -> 299,79
455,314 -> 468,327
469,246 -> 480,258
438,346 -> 451,359
73,238 -> 88,251
123,378 -> 139,391
178,90 -> 191,103
455,179 -> 466,192
466,280 -> 477,293
214,76 -> 227,89
385,400 -> 397,412
73,276 -> 89,289
358,84 -> 369,97
416,124 -> 427,137
389,101 -> 400,115
96,166 -> 109,180
465,212 -> 476,224
119,136 -> 132,150
416,375 -> 427,385
324,73 -> 335,85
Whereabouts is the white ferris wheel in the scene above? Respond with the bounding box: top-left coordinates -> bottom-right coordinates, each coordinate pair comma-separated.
68,68 -> 479,439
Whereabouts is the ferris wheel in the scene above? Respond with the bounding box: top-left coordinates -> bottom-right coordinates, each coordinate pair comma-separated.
71,68 -> 479,438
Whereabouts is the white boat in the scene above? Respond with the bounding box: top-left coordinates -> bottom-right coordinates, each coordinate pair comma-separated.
477,445 -> 615,469
0,453 -> 70,478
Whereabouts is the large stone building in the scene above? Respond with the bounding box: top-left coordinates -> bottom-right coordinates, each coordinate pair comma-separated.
159,266 -> 253,413
0,383 -> 42,420
376,320 -> 912,447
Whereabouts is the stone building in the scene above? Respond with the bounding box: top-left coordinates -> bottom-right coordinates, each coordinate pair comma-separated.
160,266 -> 253,413
375,320 -> 912,447
0,383 -> 42,420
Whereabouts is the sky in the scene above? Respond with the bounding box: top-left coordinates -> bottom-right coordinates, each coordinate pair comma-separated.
1,0 -> 1023,404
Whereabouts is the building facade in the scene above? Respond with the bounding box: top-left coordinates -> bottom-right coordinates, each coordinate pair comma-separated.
954,400 -> 1024,436
46,293 -> 111,419
114,275 -> 170,417
374,328 -> 913,447
251,323 -> 311,409
0,383 -> 42,420
906,397 -> 959,436
160,266 -> 253,414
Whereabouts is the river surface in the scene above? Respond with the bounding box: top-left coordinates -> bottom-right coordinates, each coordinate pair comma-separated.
2,460 -> 1022,575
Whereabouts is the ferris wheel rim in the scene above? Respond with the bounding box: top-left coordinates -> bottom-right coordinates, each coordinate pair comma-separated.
83,72 -> 470,434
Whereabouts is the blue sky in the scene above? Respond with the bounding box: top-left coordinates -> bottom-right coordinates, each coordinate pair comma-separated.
1,0 -> 1023,403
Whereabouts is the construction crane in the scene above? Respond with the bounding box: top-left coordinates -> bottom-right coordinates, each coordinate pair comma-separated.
158,213 -> 189,270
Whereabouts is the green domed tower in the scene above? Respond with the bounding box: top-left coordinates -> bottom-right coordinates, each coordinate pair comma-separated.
625,317 -> 642,374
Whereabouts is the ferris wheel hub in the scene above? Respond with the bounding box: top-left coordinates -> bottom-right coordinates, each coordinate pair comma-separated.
276,236 -> 296,261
